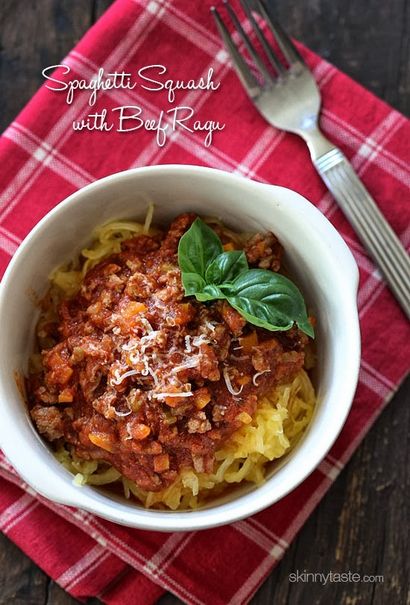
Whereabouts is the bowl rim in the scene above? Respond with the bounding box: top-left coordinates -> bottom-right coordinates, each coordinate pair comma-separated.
0,164 -> 361,531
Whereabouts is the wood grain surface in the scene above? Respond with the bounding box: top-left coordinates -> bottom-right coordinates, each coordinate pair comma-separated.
0,1 -> 409,604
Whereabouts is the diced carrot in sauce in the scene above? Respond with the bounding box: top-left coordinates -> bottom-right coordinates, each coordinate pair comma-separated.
257,338 -> 280,352
194,387 -> 211,409
123,302 -> 147,318
153,453 -> 170,472
58,366 -> 73,385
221,302 -> 246,335
58,388 -> 74,403
239,331 -> 258,352
88,432 -> 115,452
237,375 -> 251,386
174,303 -> 195,325
163,396 -> 186,408
87,301 -> 103,316
130,423 -> 151,440
46,350 -> 73,386
71,347 -> 85,363
236,412 -> 253,424
223,242 -> 235,251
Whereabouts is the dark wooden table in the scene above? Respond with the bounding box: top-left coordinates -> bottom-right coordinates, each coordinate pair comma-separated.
0,1 -> 409,604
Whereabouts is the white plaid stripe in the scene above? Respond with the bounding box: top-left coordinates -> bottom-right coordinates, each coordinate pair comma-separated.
154,0 -> 221,45
133,0 -> 222,58
246,517 -> 289,549
325,454 -> 344,470
325,109 -> 410,174
0,493 -> 39,532
318,458 -> 341,481
343,234 -> 381,273
0,226 -> 20,255
322,109 -> 410,187
233,127 -> 284,179
227,543 -> 291,605
361,358 -> 396,390
359,279 -> 389,319
359,365 -> 391,398
7,122 -> 95,183
0,90 -> 103,218
143,532 -> 195,577
358,270 -> 384,313
3,125 -> 92,189
0,474 -> 112,595
233,520 -> 287,557
349,112 -> 404,176
56,544 -> 109,590
315,61 -> 336,88
342,230 -> 410,317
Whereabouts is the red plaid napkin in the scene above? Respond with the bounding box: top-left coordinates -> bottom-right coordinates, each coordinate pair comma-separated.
1,1 -> 409,603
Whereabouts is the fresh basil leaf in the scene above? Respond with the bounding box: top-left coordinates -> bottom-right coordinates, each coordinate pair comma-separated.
177,218 -> 314,339
178,218 -> 223,279
205,250 -> 248,285
296,317 -> 315,339
195,284 -> 226,302
181,272 -> 206,296
225,269 -> 314,337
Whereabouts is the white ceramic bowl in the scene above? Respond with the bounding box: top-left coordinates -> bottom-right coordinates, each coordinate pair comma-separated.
0,165 -> 360,531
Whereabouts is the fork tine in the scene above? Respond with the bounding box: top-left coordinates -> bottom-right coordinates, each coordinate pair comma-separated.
257,0 -> 304,67
211,6 -> 261,99
223,0 -> 273,86
239,0 -> 285,76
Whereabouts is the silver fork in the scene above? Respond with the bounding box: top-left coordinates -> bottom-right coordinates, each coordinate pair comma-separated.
212,0 -> 410,319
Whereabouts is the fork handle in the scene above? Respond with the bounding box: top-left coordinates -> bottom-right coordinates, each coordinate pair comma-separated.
313,147 -> 410,319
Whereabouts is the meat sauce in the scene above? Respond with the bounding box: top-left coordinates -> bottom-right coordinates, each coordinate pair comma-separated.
27,214 -> 308,492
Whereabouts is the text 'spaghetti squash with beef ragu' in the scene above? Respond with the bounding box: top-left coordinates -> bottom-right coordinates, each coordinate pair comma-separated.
26,208 -> 316,510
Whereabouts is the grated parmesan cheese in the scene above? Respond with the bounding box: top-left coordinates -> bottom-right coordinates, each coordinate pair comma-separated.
253,369 -> 271,386
141,317 -> 154,333
171,357 -> 200,374
111,368 -> 140,386
204,321 -> 216,332
148,366 -> 159,386
223,367 -> 244,396
192,334 -> 210,347
152,392 -> 193,399
122,340 -> 139,352
114,409 -> 132,417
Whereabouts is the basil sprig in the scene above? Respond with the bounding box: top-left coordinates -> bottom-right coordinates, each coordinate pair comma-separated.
177,218 -> 314,338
